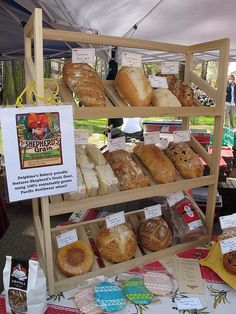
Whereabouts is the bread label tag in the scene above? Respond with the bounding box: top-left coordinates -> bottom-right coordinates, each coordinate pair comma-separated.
72,48 -> 95,64
219,213 -> 236,230
144,131 -> 160,145
121,52 -> 142,68
108,136 -> 126,152
176,199 -> 202,230
220,236 -> 236,254
74,130 -> 88,145
148,75 -> 168,88
173,130 -> 191,143
167,191 -> 185,207
161,62 -> 179,74
144,204 -> 162,219
175,297 -> 203,310
106,211 -> 125,229
56,229 -> 78,248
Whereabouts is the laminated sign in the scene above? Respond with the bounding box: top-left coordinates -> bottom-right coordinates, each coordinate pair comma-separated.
0,105 -> 77,202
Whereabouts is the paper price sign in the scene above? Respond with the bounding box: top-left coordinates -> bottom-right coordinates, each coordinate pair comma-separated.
148,75 -> 168,88
106,211 -> 125,229
144,131 -> 160,145
72,48 -> 95,64
56,229 -> 78,249
219,213 -> 236,230
175,297 -> 203,310
108,136 -> 126,152
161,62 -> 179,74
144,204 -> 162,220
220,236 -> 236,254
121,52 -> 142,68
74,130 -> 88,145
173,130 -> 191,143
167,191 -> 185,207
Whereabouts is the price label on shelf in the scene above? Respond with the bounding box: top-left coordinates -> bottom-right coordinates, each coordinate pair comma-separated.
106,211 -> 125,229
144,204 -> 162,220
121,52 -> 142,68
148,75 -> 168,88
220,236 -> 236,254
219,213 -> 236,230
56,229 -> 78,249
144,131 -> 160,145
175,297 -> 203,310
161,62 -> 179,74
173,130 -> 191,143
74,130 -> 88,145
108,136 -> 126,152
72,48 -> 95,64
167,191 -> 185,207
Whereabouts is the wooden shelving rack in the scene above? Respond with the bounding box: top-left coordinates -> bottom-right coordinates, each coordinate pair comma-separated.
24,8 -> 229,294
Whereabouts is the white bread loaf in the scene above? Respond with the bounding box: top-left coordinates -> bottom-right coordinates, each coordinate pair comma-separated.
63,167 -> 86,200
152,89 -> 181,107
85,144 -> 107,166
80,166 -> 99,197
114,66 -> 153,106
76,145 -> 94,169
95,164 -> 119,195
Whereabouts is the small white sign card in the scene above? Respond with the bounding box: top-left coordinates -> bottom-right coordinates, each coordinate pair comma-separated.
144,131 -> 160,145
148,75 -> 168,88
161,62 -> 179,74
173,130 -> 191,143
167,191 -> 185,207
108,136 -> 126,152
220,236 -> 236,254
74,130 -> 89,145
175,297 -> 203,310
1,105 -> 77,202
144,204 -> 162,220
72,48 -> 95,64
121,52 -> 142,68
219,213 -> 236,230
56,229 -> 78,249
106,211 -> 125,229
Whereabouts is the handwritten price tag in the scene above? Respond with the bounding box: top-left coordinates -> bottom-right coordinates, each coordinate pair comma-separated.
173,130 -> 191,143
167,191 -> 185,207
161,62 -> 179,74
175,297 -> 203,310
148,75 -> 168,88
220,236 -> 236,254
74,130 -> 88,145
72,48 -> 95,64
56,229 -> 78,249
121,52 -> 142,68
144,204 -> 162,219
108,136 -> 126,152
106,211 -> 125,229
144,131 -> 160,145
219,213 -> 236,230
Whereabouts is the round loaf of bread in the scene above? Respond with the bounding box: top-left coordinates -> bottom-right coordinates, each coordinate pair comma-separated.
96,223 -> 137,263
57,240 -> 94,276
139,218 -> 172,252
223,251 -> 236,275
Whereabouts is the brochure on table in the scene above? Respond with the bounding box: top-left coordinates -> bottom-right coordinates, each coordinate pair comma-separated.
0,105 -> 77,202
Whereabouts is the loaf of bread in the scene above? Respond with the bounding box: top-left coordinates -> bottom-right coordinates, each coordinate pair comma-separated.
223,251 -> 236,275
114,66 -> 153,106
104,149 -> 150,190
63,167 -> 86,200
95,164 -> 119,195
165,142 -> 204,179
139,217 -> 172,251
96,223 -> 137,263
80,166 -> 99,197
85,144 -> 107,166
152,89 -> 181,107
76,145 -> 94,169
133,144 -> 176,183
63,61 -> 106,107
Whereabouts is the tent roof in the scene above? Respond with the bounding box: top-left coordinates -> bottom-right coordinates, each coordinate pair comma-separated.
1,0 -> 236,62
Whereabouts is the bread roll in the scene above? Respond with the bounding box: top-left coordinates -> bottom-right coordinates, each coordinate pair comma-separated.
152,89 -> 181,107
96,223 -> 137,263
133,144 -> 176,183
63,61 -> 106,107
139,218 -> 172,251
165,142 -> 204,179
114,66 -> 153,106
223,251 -> 236,275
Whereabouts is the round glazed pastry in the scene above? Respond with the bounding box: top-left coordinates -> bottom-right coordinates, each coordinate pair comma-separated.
144,272 -> 173,295
139,217 -> 172,251
94,282 -> 126,312
96,223 -> 137,263
223,251 -> 236,275
57,240 -> 94,276
123,277 -> 153,305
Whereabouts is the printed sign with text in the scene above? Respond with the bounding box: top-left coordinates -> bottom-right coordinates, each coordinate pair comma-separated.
72,48 -> 95,64
121,52 -> 142,68
161,62 -> 179,74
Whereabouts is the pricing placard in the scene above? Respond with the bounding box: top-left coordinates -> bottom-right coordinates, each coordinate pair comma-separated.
148,75 -> 168,88
175,297 -> 203,310
72,48 -> 95,64
219,213 -> 236,230
108,136 -> 126,152
167,191 -> 185,207
121,52 -> 142,68
74,130 -> 88,145
220,236 -> 236,254
173,130 -> 191,143
161,62 -> 179,74
144,204 -> 162,220
144,131 -> 160,145
106,211 -> 125,229
56,229 -> 78,249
